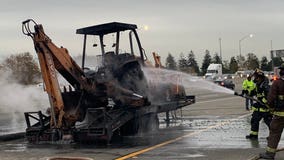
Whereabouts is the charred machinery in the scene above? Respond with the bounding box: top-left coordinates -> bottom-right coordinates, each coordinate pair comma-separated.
22,19 -> 195,143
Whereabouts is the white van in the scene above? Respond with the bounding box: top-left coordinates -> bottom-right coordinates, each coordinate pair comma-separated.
204,64 -> 222,80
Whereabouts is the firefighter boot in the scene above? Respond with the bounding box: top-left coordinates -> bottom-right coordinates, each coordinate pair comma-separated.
259,151 -> 275,160
245,134 -> 258,140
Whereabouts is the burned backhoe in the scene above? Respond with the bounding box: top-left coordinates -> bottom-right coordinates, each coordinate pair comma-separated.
22,19 -> 195,143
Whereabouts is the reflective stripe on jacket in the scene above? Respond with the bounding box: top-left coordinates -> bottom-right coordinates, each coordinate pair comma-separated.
251,106 -> 270,112
272,111 -> 284,116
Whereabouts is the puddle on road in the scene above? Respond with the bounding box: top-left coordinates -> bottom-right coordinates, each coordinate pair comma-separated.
156,115 -> 283,150
177,117 -> 273,149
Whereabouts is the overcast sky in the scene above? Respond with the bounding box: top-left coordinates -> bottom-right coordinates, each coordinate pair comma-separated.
1,0 -> 284,65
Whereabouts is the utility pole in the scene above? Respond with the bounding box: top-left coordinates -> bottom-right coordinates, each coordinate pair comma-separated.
271,40 -> 274,71
238,34 -> 253,70
219,38 -> 222,62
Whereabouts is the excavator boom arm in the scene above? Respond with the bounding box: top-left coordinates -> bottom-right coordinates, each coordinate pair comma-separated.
22,19 -> 89,128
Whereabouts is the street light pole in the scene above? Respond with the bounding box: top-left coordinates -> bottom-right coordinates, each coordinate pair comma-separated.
219,38 -> 222,61
239,39 -> 242,57
239,34 -> 253,57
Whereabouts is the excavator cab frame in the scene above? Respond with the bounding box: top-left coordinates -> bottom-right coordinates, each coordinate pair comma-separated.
76,22 -> 147,69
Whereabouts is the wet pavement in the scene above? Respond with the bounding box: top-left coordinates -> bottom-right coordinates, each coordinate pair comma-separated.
1,81 -> 284,159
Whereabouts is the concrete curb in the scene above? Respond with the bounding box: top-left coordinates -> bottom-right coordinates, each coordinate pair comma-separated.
0,132 -> 25,141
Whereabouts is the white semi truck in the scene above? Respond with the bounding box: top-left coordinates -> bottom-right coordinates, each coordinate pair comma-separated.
204,63 -> 222,80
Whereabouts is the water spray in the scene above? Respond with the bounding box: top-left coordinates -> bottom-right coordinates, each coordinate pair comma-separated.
143,67 -> 235,95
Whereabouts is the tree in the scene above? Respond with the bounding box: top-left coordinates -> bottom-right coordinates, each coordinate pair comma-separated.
187,50 -> 200,75
201,50 -> 212,75
244,53 -> 259,70
222,60 -> 230,74
260,56 -> 270,71
3,52 -> 41,85
268,57 -> 283,70
165,53 -> 177,70
236,55 -> 245,70
178,53 -> 188,72
229,56 -> 238,73
212,53 -> 222,64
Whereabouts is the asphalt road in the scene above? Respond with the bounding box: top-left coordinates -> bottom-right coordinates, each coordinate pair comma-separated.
1,78 -> 284,160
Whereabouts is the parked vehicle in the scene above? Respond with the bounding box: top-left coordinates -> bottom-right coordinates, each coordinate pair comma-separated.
235,70 -> 253,78
222,74 -> 235,79
214,79 -> 235,90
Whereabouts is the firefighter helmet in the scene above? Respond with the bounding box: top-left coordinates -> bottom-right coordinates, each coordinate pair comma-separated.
253,68 -> 265,77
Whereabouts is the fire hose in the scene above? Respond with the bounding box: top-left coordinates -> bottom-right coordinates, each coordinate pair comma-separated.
234,91 -> 267,107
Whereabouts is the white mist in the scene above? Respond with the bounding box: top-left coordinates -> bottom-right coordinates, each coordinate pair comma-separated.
0,70 -> 48,134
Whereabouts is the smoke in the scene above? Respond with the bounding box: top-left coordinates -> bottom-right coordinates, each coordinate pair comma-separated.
0,70 -> 48,133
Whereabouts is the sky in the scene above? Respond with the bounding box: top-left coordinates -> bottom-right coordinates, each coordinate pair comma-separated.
1,0 -> 284,65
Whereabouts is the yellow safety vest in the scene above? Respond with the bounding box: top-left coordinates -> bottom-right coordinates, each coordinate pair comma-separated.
242,79 -> 255,94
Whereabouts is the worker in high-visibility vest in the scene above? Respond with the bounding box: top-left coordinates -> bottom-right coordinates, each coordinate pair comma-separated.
260,64 -> 284,159
242,74 -> 256,110
246,69 -> 272,140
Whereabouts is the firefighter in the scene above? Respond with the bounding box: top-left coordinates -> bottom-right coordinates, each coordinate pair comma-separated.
242,74 -> 256,110
259,64 -> 284,159
246,68 -> 272,140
